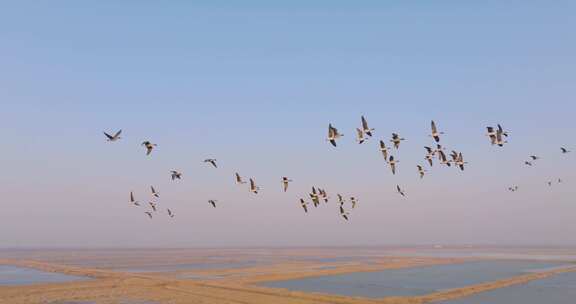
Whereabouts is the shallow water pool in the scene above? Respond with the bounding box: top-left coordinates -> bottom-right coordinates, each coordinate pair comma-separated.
0,265 -> 89,285
262,260 -> 568,298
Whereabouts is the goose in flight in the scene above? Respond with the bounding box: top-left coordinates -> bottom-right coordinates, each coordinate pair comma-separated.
249,178 -> 260,194
327,124 -> 343,147
561,147 -> 570,154
356,128 -> 366,144
148,202 -> 157,212
350,196 -> 357,209
396,185 -> 406,197
455,152 -> 467,171
282,177 -> 292,192
388,156 -> 398,174
130,191 -> 140,206
170,170 -> 182,180
417,165 -> 426,179
450,150 -> 459,163
235,173 -> 247,184
300,199 -> 309,213
319,188 -> 329,203
145,211 -> 153,219
380,140 -> 390,162
141,141 -> 157,156
361,116 -> 374,137
151,186 -> 159,198
390,133 -> 405,149
208,200 -> 217,208
547,181 -> 552,187
310,187 -> 320,207
167,208 -> 174,218
437,150 -> 451,166
430,120 -> 443,142
508,186 -> 519,192
103,129 -> 122,142
204,159 -> 218,168
424,146 -> 435,166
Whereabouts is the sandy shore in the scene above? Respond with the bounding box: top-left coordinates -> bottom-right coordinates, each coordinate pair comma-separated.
1,248 -> 575,304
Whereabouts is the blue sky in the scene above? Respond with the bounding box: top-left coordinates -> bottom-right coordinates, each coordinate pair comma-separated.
0,1 -> 574,247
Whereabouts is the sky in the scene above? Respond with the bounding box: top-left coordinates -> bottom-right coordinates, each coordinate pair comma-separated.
0,1 -> 575,248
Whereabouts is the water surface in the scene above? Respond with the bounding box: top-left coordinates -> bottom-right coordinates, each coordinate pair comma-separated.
262,260 -> 567,298
443,271 -> 576,304
0,265 -> 89,285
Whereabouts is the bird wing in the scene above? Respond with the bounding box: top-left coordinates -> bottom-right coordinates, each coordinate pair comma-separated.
114,129 -> 122,138
361,116 -> 369,130
103,132 -> 114,140
431,121 -> 437,133
130,192 -> 134,202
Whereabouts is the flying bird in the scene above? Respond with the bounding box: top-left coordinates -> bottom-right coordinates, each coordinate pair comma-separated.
388,155 -> 398,174
430,120 -> 443,142
417,165 -> 426,179
300,199 -> 309,213
361,116 -> 374,137
148,202 -> 157,212
396,185 -> 406,197
390,133 -> 405,149
424,146 -> 435,166
350,197 -> 357,209
508,186 -> 519,192
151,186 -> 159,198
235,173 -> 247,184
455,152 -> 467,171
561,147 -> 570,154
167,209 -> 174,218
310,187 -> 320,207
103,129 -> 122,142
170,170 -> 182,180
204,159 -> 218,168
144,211 -> 152,219
437,150 -> 451,166
327,124 -> 343,147
208,200 -> 217,208
318,188 -> 329,203
282,177 -> 293,192
130,191 -> 140,206
141,141 -> 157,156
356,128 -> 366,144
379,140 -> 390,162
250,178 -> 259,194
337,194 -> 345,205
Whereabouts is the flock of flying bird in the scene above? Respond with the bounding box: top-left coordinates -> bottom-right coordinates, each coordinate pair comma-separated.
104,117 -> 571,222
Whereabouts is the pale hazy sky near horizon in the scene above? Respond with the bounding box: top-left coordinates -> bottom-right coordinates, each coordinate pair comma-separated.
1,1 -> 575,248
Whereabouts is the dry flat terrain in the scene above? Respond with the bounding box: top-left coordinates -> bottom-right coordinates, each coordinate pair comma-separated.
1,247 -> 575,304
